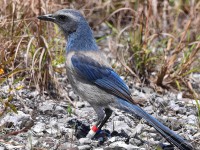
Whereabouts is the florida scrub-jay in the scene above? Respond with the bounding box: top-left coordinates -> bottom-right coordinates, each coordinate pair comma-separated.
38,9 -> 193,150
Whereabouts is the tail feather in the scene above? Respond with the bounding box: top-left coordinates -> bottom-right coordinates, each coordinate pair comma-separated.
116,99 -> 193,150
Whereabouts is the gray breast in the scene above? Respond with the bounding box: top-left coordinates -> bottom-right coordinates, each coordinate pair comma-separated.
67,70 -> 115,106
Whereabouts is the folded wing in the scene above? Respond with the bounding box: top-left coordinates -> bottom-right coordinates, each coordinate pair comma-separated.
71,53 -> 136,104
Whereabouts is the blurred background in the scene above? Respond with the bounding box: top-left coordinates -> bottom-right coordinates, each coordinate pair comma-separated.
0,0 -> 200,149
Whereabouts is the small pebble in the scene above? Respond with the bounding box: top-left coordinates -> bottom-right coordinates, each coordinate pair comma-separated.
79,138 -> 92,145
78,145 -> 91,150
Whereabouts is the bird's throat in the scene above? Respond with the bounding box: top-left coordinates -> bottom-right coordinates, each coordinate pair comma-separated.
66,23 -> 98,52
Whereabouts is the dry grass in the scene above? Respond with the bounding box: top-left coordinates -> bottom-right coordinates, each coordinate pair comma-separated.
0,0 -> 200,131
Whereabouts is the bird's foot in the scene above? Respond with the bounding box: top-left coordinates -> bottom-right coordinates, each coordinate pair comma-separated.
67,118 -> 130,145
67,118 -> 111,144
93,129 -> 111,145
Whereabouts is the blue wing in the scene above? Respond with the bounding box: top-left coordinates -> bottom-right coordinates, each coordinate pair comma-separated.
71,53 -> 136,104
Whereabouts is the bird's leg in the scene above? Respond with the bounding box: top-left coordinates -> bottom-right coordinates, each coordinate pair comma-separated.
86,107 -> 112,138
86,106 -> 105,138
98,108 -> 112,129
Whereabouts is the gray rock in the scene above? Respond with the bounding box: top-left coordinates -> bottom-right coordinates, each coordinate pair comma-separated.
108,141 -> 143,150
46,119 -> 65,136
113,120 -> 132,133
55,105 -> 66,114
93,148 -> 104,150
143,105 -> 154,114
39,101 -> 54,114
35,137 -> 57,149
168,101 -> 177,110
46,127 -> 59,135
69,91 -> 79,101
193,132 -> 200,138
0,144 -> 23,149
187,114 -> 197,124
107,135 -> 128,144
76,101 -> 85,108
148,138 -> 160,145
0,146 -> 5,150
0,111 -> 31,127
67,84 -> 72,89
167,117 -> 181,130
32,122 -> 46,133
154,97 -> 168,107
84,101 -> 91,107
25,136 -> 39,149
129,138 -> 143,146
28,90 -> 40,98
163,95 -> 171,102
100,23 -> 109,32
130,124 -> 144,137
57,142 -> 78,150
148,133 -> 157,138
177,92 -> 183,100
78,145 -> 91,150
172,104 -> 180,112
136,92 -> 146,99
63,128 -> 75,138
108,137 -> 117,143
177,107 -> 186,114
157,115 -> 168,123
79,138 -> 91,145
142,87 -> 154,94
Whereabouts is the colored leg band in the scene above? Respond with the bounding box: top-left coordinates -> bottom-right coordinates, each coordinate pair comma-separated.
86,125 -> 99,139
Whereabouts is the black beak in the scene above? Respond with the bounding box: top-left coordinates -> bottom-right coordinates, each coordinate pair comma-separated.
37,14 -> 55,22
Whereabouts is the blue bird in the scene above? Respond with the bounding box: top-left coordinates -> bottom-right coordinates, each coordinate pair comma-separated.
38,9 -> 193,150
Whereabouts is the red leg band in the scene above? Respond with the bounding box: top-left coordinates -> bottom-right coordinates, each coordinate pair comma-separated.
91,125 -> 99,132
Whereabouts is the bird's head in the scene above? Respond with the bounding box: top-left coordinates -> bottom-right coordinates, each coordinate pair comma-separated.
38,9 -> 98,51
38,9 -> 86,37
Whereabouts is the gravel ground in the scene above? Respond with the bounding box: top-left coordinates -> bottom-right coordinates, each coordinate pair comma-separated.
0,78 -> 199,150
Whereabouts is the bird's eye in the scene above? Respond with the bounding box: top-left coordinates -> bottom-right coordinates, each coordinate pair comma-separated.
58,15 -> 68,21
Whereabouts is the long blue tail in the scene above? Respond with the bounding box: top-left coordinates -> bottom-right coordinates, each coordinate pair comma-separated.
116,99 -> 193,150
